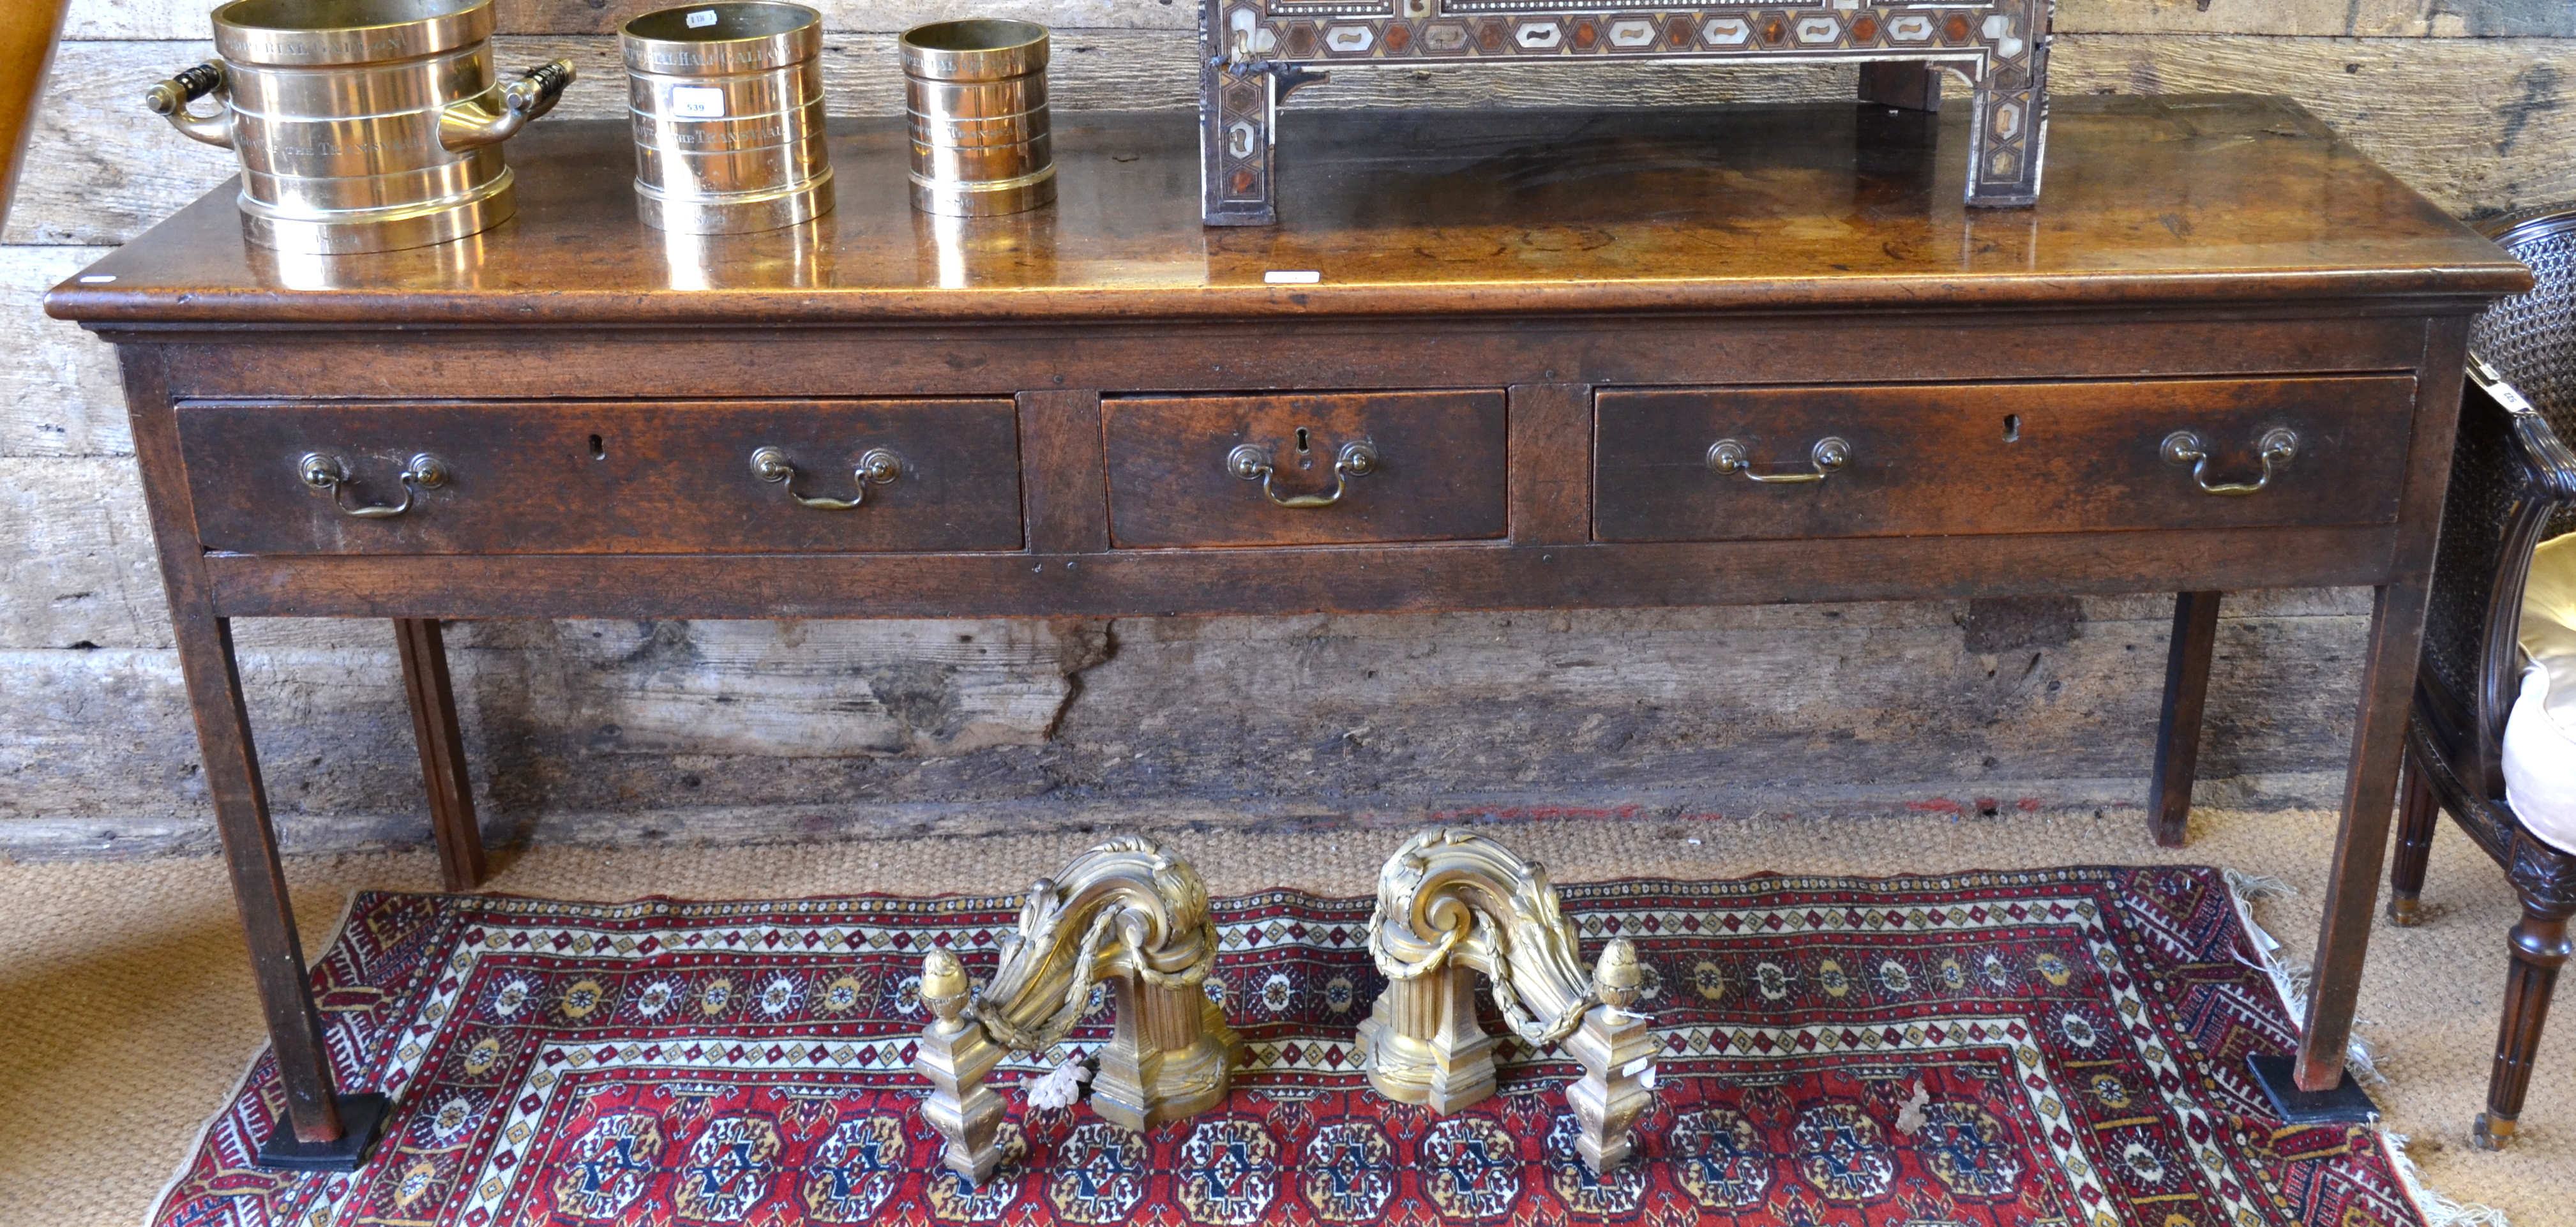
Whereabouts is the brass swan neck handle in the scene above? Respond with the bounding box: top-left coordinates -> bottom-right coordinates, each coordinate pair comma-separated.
2162,427 -> 2298,497
1708,435 -> 1851,484
750,446 -> 901,509
299,452 -> 447,519
1228,439 -> 1379,508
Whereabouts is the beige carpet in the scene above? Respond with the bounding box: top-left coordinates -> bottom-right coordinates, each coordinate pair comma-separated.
1,807 -> 2565,1226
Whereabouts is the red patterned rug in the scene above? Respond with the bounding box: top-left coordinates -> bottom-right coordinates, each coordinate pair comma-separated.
153,867 -> 2430,1227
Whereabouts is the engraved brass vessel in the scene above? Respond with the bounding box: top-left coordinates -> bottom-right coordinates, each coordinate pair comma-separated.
144,0 -> 573,254
901,19 -> 1054,217
912,836 -> 1236,1181
622,3 -> 832,234
1360,827 -> 1656,1174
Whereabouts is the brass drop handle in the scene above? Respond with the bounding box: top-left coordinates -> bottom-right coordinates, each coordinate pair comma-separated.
1707,436 -> 1850,484
2161,427 -> 2298,497
751,446 -> 901,509
299,451 -> 448,518
1228,439 -> 1379,509
144,61 -> 234,149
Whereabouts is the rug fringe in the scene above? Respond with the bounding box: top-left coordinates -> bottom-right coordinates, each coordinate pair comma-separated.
140,889 -> 378,1227
2220,868 -> 2388,1087
2224,872 -> 2509,1227
2384,1133 -> 2513,1227
140,1041 -> 271,1227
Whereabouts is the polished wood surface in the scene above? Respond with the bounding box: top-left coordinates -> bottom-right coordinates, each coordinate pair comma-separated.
2149,591 -> 2222,848
1593,377 -> 2419,543
395,617 -> 484,892
48,98 -> 2526,1150
50,96 -> 2523,327
1104,391 -> 1508,548
2486,834 -> 2576,1148
178,400 -> 1026,554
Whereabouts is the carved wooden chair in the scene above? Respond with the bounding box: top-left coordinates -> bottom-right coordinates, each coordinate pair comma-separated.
2387,204 -> 2576,1150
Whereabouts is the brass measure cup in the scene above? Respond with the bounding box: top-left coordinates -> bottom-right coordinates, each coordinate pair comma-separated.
622,2 -> 834,234
901,19 -> 1055,217
144,0 -> 575,254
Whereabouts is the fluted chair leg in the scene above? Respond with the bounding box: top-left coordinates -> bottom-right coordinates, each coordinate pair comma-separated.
2386,749 -> 2441,926
2475,896 -> 2575,1150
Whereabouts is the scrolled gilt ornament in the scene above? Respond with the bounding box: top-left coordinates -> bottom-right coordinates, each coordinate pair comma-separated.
910,836 -> 1238,1180
1359,826 -> 1655,1162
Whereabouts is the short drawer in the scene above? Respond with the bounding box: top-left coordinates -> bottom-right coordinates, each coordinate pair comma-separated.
1104,390 -> 1507,548
1592,376 -> 2418,542
177,399 -> 1023,554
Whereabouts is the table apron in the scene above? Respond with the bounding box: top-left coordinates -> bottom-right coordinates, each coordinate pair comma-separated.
199,526 -> 2409,621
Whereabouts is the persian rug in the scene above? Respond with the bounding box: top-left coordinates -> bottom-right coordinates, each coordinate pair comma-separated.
153,867 -> 2433,1227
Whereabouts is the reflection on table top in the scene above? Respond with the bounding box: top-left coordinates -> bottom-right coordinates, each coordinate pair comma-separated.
46,96 -> 2529,327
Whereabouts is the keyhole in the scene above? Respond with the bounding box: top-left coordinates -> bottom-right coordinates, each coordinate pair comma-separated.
1295,427 -> 1311,453
2002,415 -> 2021,443
588,433 -> 606,460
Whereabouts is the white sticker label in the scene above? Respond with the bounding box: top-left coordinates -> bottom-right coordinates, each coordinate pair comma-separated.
2492,380 -> 2535,414
77,273 -> 115,283
1263,270 -> 1320,284
1622,1056 -> 1654,1078
686,9 -> 718,26
668,86 -> 727,119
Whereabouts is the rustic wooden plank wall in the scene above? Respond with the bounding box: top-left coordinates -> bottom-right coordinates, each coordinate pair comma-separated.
3,1 -> 2567,858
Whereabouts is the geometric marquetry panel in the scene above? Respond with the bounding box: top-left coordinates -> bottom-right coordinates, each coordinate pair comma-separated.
1198,1 -> 2051,224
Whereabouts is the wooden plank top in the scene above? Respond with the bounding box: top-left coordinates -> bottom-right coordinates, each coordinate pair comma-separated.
46,94 -> 2528,327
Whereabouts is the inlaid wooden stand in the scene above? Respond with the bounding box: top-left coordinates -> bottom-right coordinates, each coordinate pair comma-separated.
1199,0 -> 2051,223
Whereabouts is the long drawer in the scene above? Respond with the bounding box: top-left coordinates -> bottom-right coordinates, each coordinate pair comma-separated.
1592,376 -> 2418,542
177,399 -> 1024,554
1103,390 -> 1507,548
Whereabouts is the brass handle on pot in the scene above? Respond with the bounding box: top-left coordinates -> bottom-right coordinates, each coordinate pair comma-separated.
508,59 -> 576,122
1228,440 -> 1378,509
2161,428 -> 2298,497
1707,436 -> 1850,484
300,452 -> 448,519
751,446 -> 901,510
439,59 -> 577,153
144,61 -> 234,149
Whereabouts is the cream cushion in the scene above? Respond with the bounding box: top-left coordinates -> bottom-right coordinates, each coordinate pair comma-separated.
2505,534 -> 2576,854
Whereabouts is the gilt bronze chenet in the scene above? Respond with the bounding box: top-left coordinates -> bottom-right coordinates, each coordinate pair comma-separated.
145,0 -> 573,254
1563,937 -> 1657,1172
1359,827 -> 1657,1174
912,947 -> 1011,1181
910,836 -> 1237,1180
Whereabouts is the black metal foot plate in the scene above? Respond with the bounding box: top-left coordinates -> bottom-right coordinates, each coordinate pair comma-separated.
257,1092 -> 391,1171
2248,1053 -> 2381,1125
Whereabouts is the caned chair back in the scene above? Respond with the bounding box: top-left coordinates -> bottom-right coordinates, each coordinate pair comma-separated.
2417,206 -> 2576,795
2476,208 -> 2576,438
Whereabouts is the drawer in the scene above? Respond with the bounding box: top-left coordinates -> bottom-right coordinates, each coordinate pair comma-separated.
1592,376 -> 2418,542
1103,391 -> 1507,548
177,399 -> 1023,555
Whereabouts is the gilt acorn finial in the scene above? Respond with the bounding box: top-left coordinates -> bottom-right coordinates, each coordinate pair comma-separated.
921,947 -> 970,1026
1595,938 -> 1643,1012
